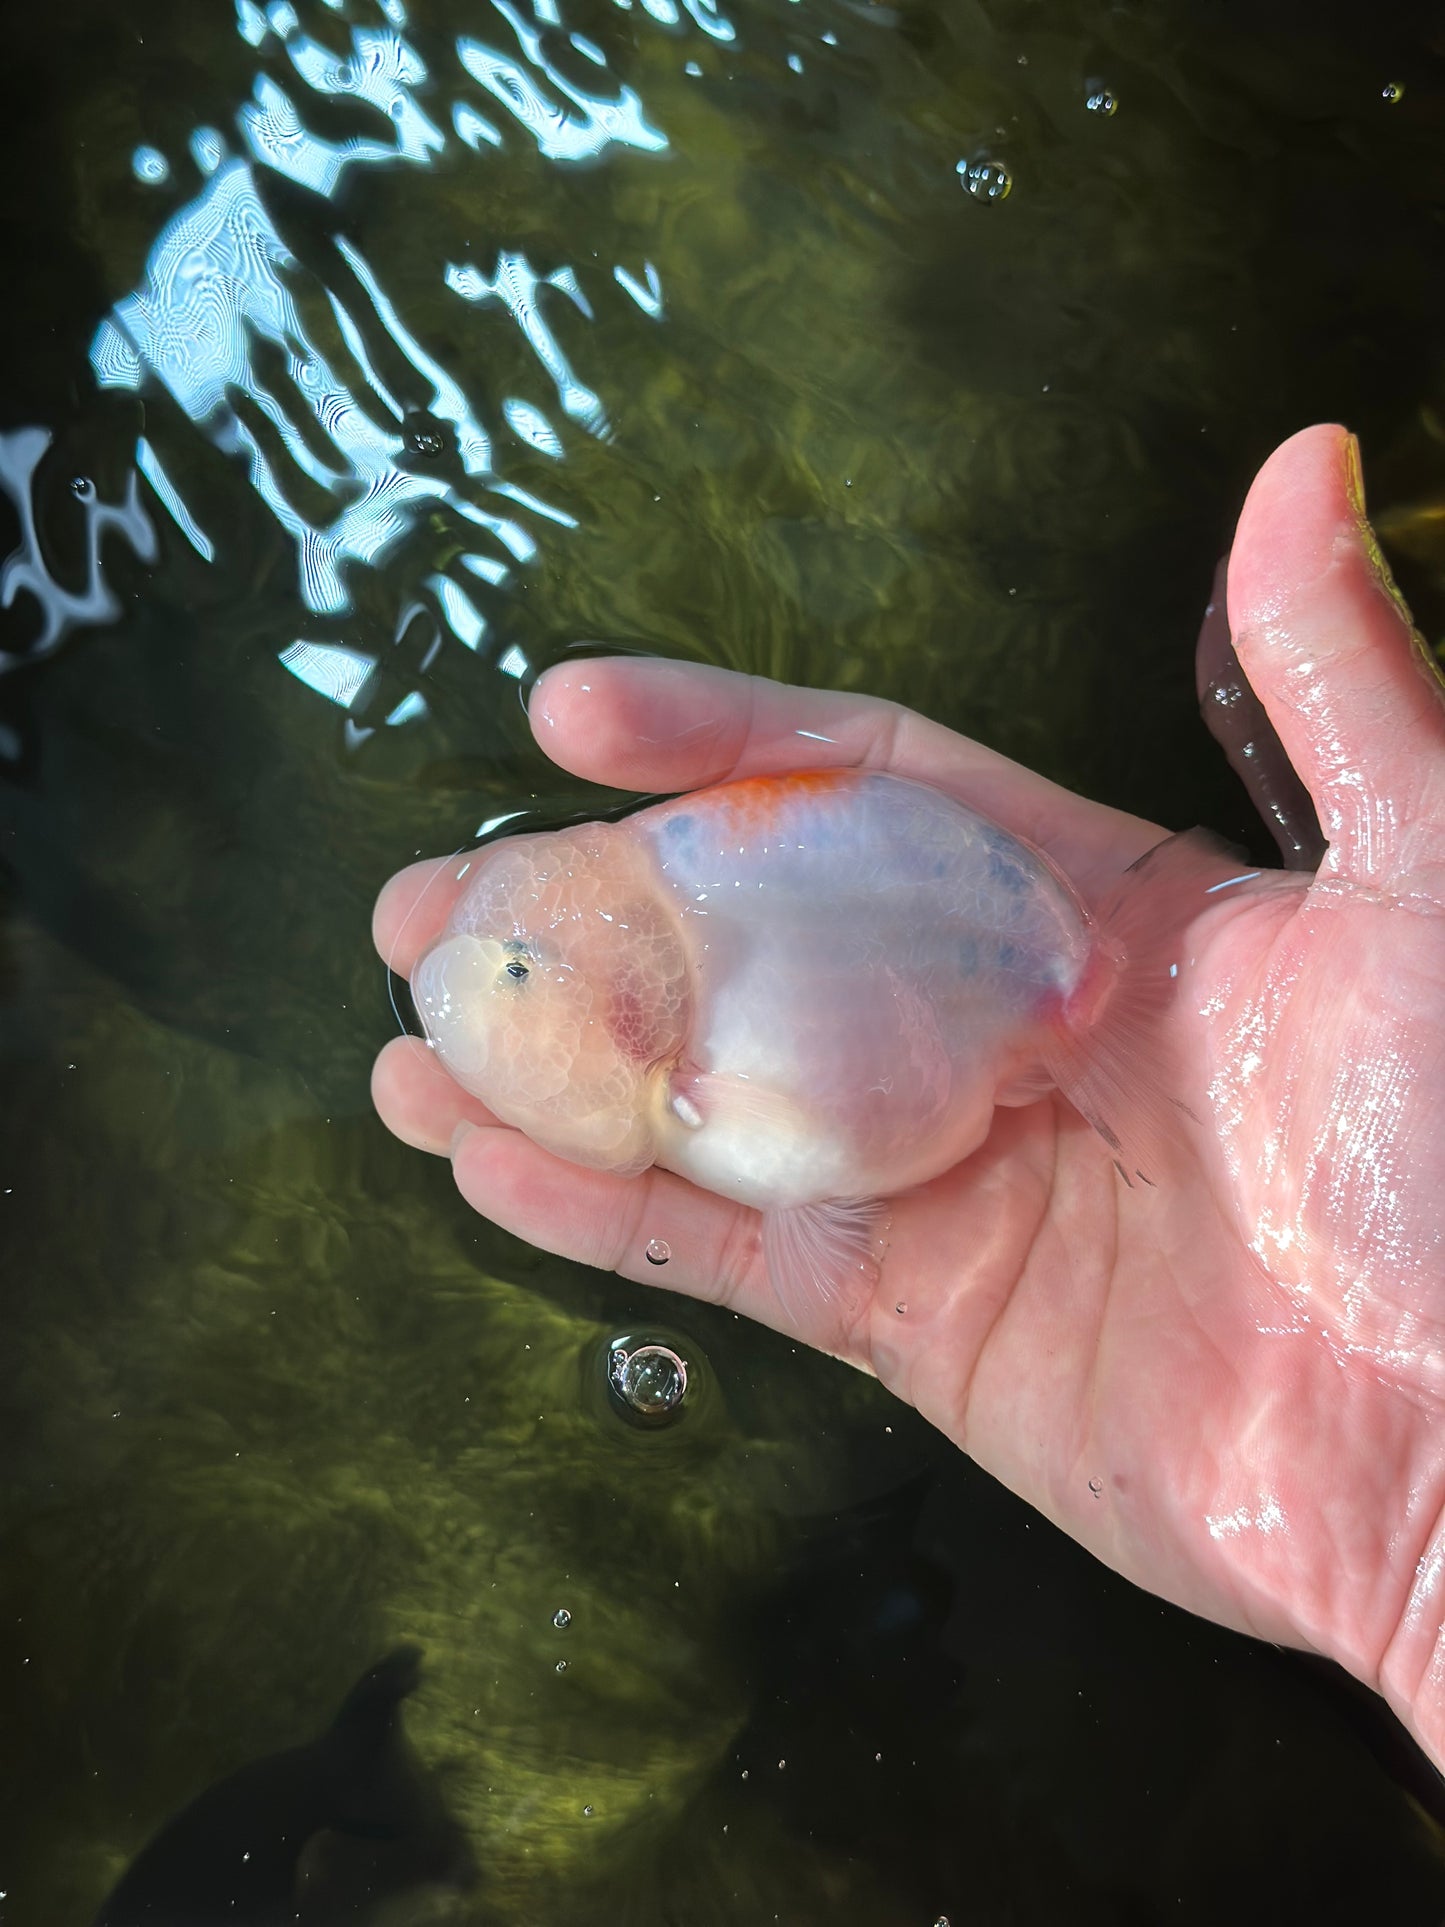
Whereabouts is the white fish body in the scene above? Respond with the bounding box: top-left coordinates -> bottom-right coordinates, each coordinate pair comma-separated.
413,769 -> 1217,1318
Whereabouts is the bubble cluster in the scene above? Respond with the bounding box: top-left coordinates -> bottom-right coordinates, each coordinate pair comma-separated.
957,157 -> 1012,203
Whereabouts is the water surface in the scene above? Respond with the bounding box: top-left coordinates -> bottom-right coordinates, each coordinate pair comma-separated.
3,0 -> 1445,1920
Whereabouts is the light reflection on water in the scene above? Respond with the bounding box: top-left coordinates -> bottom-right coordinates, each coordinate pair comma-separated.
5,0 -> 715,762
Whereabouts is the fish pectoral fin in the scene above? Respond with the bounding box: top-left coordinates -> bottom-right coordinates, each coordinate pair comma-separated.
762,1198 -> 882,1329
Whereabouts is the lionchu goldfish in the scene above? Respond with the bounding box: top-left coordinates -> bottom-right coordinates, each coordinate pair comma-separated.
412,769 -> 1221,1320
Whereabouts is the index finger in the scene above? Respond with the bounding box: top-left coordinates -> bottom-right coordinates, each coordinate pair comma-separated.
529,658 -> 1166,885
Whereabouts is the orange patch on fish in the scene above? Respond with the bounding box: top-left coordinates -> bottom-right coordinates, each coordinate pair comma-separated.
703,767 -> 859,834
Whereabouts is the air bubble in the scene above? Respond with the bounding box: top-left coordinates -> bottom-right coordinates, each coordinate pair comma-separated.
617,1344 -> 687,1417
603,1328 -> 698,1430
935,1917 -> 953,1927
552,1607 -> 572,1630
555,1659 -> 569,1672
957,157 -> 1012,203
583,1804 -> 594,1816
404,413 -> 447,458
645,1237 -> 671,1265
1088,1477 -> 1103,1497
894,1302 -> 907,1316
1085,87 -> 1117,115
69,476 -> 94,500
1381,81 -> 1404,104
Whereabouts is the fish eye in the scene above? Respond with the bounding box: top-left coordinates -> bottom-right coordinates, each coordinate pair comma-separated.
505,959 -> 530,982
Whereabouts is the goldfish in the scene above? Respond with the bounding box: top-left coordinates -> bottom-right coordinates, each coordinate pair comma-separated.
92,1646 -> 475,1926
412,769 -> 1225,1320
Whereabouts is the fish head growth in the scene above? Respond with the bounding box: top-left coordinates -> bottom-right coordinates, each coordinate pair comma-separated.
412,825 -> 689,1174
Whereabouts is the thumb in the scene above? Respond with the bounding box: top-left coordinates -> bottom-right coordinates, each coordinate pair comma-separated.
1225,423 -> 1445,892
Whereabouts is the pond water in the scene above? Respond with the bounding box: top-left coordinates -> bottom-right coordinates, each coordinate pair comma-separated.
3,0 -> 1445,1920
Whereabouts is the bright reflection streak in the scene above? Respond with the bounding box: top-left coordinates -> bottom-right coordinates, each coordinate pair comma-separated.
0,428 -> 156,671
136,437 -> 214,561
453,101 -> 504,149
189,126 -> 225,175
41,0 -> 734,729
132,145 -> 169,183
503,398 -> 564,459
614,261 -> 665,318
279,639 -> 377,706
456,9 -> 666,164
446,253 -> 605,433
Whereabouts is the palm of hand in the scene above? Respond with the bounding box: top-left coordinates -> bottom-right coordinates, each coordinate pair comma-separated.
373,426 -> 1445,1756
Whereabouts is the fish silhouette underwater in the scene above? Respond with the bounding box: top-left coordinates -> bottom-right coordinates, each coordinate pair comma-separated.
413,768 -> 1235,1320
92,1645 -> 475,1926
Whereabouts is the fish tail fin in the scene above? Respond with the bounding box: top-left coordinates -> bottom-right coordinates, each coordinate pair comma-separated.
1040,828 -> 1253,1185
320,1646 -> 427,1842
327,1643 -> 424,1746
316,1644 -> 479,1893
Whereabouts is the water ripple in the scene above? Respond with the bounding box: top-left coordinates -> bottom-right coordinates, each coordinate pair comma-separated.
26,0 -> 707,732
0,429 -> 157,671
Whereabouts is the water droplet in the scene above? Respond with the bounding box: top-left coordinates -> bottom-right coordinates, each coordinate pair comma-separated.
404,413 -> 447,458
894,1302 -> 907,1316
552,1607 -> 572,1630
645,1237 -> 671,1265
1088,1477 -> 1103,1497
957,157 -> 1012,203
582,1803 -> 594,1816
1382,81 -> 1404,104
618,1345 -> 688,1417
1085,87 -> 1117,116
555,1658 -> 569,1672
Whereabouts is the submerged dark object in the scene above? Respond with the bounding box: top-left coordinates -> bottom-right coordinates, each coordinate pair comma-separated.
93,1645 -> 475,1927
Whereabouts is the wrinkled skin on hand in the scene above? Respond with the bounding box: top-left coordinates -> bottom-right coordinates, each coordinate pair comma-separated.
373,427 -> 1445,1769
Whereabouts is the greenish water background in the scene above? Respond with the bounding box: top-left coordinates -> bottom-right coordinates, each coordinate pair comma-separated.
3,0 -> 1445,1919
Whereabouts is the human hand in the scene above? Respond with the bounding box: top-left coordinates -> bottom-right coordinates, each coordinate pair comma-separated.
372,425 -> 1445,1766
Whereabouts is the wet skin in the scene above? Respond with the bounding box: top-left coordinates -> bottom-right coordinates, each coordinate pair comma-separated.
372,426 -> 1445,1770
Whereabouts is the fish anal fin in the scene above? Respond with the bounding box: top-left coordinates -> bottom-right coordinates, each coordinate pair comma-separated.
762,1198 -> 881,1328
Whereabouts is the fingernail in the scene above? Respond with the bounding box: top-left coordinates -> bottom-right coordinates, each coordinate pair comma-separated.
1343,429 -> 1367,519
450,1120 -> 479,1160
1346,430 -> 1421,639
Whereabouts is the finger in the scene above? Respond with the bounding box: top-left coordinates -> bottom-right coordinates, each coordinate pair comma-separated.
373,853 -> 480,979
372,1035 -> 500,1154
1195,552 -> 1324,869
529,658 -> 1165,882
1226,423 -> 1445,889
448,1120 -> 866,1351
